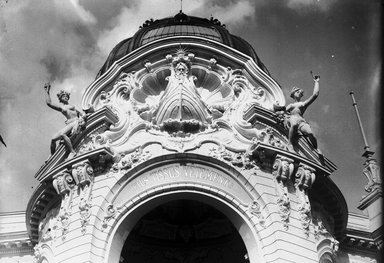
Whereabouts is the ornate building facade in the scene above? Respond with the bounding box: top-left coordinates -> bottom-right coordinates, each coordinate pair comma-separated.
0,12 -> 381,263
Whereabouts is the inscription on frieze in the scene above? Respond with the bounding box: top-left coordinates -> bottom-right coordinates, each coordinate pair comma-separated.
132,166 -> 234,189
113,164 -> 252,207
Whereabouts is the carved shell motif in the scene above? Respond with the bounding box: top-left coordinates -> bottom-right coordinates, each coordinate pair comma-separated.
131,53 -> 236,134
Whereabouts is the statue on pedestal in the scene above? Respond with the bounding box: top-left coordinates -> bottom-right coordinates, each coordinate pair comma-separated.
274,74 -> 323,160
44,83 -> 87,158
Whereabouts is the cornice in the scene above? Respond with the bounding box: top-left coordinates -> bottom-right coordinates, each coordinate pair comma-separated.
358,187 -> 382,210
251,141 -> 335,176
341,231 -> 379,254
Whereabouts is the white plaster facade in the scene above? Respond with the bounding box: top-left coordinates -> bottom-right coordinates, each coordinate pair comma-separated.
1,12 -> 381,263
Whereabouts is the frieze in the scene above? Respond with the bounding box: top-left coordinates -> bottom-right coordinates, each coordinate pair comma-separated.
112,164 -> 252,210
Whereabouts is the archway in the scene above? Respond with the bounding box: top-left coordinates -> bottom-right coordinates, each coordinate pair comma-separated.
120,199 -> 248,263
104,190 -> 264,263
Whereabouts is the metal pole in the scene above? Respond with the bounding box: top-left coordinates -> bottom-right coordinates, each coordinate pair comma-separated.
349,91 -> 370,152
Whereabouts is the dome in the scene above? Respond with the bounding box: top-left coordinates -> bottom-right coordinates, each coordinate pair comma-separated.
96,11 -> 270,78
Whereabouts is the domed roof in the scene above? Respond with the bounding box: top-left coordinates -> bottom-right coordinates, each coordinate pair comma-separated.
96,11 -> 270,78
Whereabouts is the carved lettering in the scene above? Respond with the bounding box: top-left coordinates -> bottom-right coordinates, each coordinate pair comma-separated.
131,165 -> 234,190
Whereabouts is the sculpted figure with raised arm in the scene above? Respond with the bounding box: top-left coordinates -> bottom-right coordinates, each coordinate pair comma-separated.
44,83 -> 87,158
274,74 -> 323,160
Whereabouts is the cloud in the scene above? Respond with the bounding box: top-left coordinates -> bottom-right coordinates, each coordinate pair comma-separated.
96,0 -> 228,56
286,0 -> 337,13
189,0 -> 256,26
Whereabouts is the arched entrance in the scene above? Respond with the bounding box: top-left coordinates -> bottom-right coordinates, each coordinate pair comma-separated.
120,199 -> 248,263
104,190 -> 264,263
102,158 -> 266,263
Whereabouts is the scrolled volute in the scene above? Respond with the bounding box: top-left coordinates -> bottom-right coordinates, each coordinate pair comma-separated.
72,160 -> 94,187
52,170 -> 75,195
272,155 -> 294,183
295,164 -> 316,190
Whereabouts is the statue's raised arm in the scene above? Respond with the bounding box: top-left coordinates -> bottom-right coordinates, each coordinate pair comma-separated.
44,83 -> 63,112
44,83 -> 88,159
302,75 -> 320,109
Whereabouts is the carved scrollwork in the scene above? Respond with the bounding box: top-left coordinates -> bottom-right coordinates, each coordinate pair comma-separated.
295,164 -> 316,190
52,170 -> 75,196
71,161 -> 94,234
330,238 -> 339,255
272,155 -> 294,183
77,132 -> 104,155
277,190 -> 290,230
102,203 -> 123,229
52,170 -> 75,239
57,190 -> 73,239
298,197 -> 311,236
248,200 -> 265,226
110,147 -> 152,174
72,161 -> 94,187
100,72 -> 136,104
79,183 -> 92,235
313,218 -> 330,240
208,145 -> 258,170
262,128 -> 287,150
33,243 -> 42,263
272,155 -> 294,229
295,164 -> 316,235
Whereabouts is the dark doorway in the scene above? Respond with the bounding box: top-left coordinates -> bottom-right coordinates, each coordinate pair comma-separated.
120,199 -> 249,263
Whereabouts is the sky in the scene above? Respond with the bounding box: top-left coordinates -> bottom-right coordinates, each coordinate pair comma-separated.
0,0 -> 381,215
